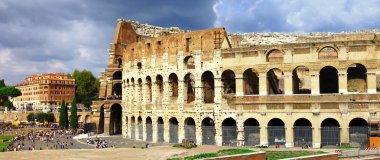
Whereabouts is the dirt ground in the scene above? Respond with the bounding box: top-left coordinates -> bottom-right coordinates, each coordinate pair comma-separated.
0,145 -> 231,160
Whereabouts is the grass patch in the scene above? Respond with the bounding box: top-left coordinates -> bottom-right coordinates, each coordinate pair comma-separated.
0,135 -> 15,140
336,146 -> 359,150
0,135 -> 15,152
266,151 -> 326,160
172,143 -> 197,149
168,148 -> 255,160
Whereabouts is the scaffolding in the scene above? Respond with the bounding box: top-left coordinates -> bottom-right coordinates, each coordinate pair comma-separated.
369,113 -> 380,147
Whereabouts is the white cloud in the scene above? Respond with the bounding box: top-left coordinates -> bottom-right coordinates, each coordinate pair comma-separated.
213,0 -> 380,32
0,48 -> 11,64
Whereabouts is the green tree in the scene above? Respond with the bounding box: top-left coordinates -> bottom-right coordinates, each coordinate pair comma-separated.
46,112 -> 55,123
59,100 -> 69,129
26,113 -> 35,122
72,69 -> 99,109
70,97 -> 78,129
0,86 -> 21,110
0,79 -> 5,88
36,112 -> 46,123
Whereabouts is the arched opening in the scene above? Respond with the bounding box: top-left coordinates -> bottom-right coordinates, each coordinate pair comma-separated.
202,117 -> 215,145
347,63 -> 367,92
222,118 -> 237,146
138,79 -> 143,102
201,71 -> 215,103
156,75 -> 164,105
266,49 -> 283,62
137,62 -> 142,70
267,68 -> 284,94
184,73 -> 195,103
244,118 -> 260,146
98,105 -> 104,134
243,68 -> 259,95
293,66 -> 311,94
78,115 -> 83,123
113,71 -> 122,80
85,115 -> 90,123
112,83 -> 122,99
146,76 -> 152,103
222,70 -> 236,94
146,117 -> 153,142
169,73 -> 179,97
110,103 -> 122,135
321,118 -> 340,147
157,117 -> 164,142
184,117 -> 196,142
169,117 -> 179,143
293,118 -> 312,147
184,56 -> 195,69
320,66 -> 338,93
138,116 -> 143,140
131,116 -> 136,140
117,58 -> 122,68
131,78 -> 135,99
349,118 -> 368,147
268,118 -> 285,146
125,116 -> 128,136
319,46 -> 338,59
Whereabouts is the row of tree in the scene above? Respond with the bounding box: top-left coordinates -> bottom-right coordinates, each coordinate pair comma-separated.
59,98 -> 78,129
26,112 -> 55,123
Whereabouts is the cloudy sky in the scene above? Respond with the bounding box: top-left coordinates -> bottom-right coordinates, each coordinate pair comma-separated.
0,0 -> 379,85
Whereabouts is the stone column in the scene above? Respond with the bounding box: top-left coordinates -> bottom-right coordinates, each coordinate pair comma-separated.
178,118 -> 185,143
177,79 -> 184,110
312,127 -> 321,148
164,118 -> 170,143
284,72 -> 293,95
104,110 -> 110,135
142,119 -> 147,141
259,74 -> 267,95
260,124 -> 268,146
215,118 -> 223,146
195,78 -> 203,110
237,120 -> 245,146
163,80 -> 169,110
367,72 -> 377,93
195,121 -> 202,145
285,126 -> 294,148
235,73 -> 244,96
214,78 -> 223,110
311,73 -> 320,95
152,116 -> 158,143
338,71 -> 348,93
122,112 -> 127,138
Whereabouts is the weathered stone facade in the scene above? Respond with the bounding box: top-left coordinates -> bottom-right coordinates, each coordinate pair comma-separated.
93,19 -> 380,148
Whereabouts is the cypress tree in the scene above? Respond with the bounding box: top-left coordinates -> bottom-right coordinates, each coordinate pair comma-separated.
70,97 -> 78,129
59,100 -> 68,129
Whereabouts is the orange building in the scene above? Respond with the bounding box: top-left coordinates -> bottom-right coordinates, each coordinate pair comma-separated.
12,73 -> 76,111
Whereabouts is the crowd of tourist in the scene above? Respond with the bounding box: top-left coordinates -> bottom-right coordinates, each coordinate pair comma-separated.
86,137 -> 111,149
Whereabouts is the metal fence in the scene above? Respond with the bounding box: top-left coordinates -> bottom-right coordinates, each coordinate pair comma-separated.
321,126 -> 340,147
202,126 -> 215,145
157,123 -> 164,142
294,126 -> 312,147
222,126 -> 237,146
185,124 -> 196,142
146,123 -> 153,142
244,126 -> 260,146
138,123 -> 143,140
268,126 -> 285,146
349,127 -> 368,147
169,123 -> 178,143
131,123 -> 135,140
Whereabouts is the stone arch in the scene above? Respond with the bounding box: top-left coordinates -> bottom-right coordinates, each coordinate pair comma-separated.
184,73 -> 195,103
320,66 -> 339,93
201,71 -> 215,103
293,66 -> 311,94
145,117 -> 152,142
266,49 -> 284,62
293,118 -> 312,147
112,83 -> 122,99
244,118 -> 260,146
221,118 -> 237,146
138,116 -> 143,140
98,105 -> 105,134
222,69 -> 236,94
131,116 -> 136,139
85,115 -> 90,123
117,58 -> 122,68
268,118 -> 285,145
169,73 -> 179,97
349,118 -> 368,147
184,56 -> 195,69
110,103 -> 122,135
137,62 -> 142,70
321,118 -> 340,147
156,75 -> 164,105
113,71 -> 122,80
146,76 -> 152,103
267,68 -> 284,94
243,68 -> 259,95
169,117 -> 179,143
157,117 -> 164,142
347,63 -> 367,92
184,117 -> 196,142
202,117 -> 215,145
318,46 -> 338,59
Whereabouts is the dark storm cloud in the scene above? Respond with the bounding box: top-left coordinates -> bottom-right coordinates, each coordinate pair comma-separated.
0,0 -> 216,85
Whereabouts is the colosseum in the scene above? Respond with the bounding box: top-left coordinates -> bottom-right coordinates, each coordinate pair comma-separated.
92,19 -> 380,148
